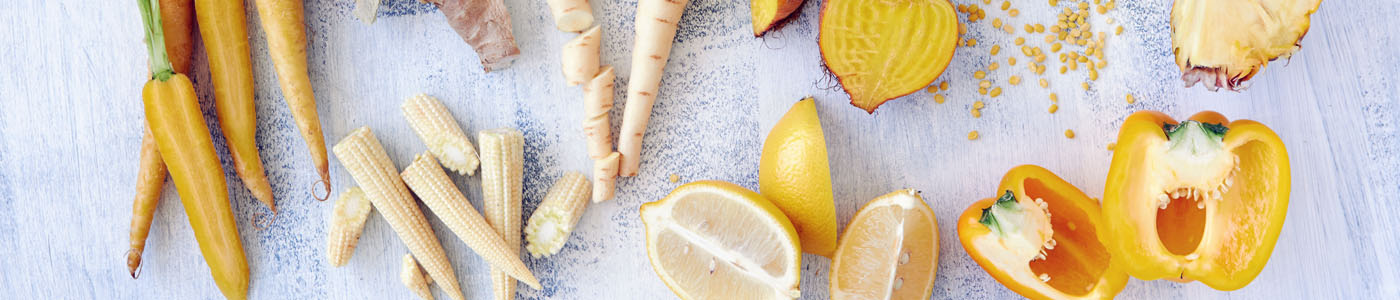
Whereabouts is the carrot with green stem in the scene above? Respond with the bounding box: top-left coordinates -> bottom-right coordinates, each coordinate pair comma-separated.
194,0 -> 275,210
138,0 -> 249,297
128,0 -> 195,278
253,0 -> 331,200
617,0 -> 691,177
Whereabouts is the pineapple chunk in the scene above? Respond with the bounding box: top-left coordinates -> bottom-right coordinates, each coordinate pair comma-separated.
1171,0 -> 1321,91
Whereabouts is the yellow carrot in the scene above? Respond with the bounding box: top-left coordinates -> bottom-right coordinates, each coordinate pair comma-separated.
128,0 -> 191,278
253,0 -> 330,200
194,0 -> 275,210
139,0 -> 248,297
127,127 -> 168,278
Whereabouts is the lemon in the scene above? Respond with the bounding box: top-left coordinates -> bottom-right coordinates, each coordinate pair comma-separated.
760,97 -> 839,257
641,181 -> 802,299
830,189 -> 940,300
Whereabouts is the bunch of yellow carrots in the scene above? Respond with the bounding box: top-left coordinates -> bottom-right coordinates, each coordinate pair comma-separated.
127,0 -> 327,298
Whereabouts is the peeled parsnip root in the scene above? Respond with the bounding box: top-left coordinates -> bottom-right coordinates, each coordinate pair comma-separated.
428,0 -> 521,72
333,127 -> 466,300
750,0 -> 804,36
353,0 -> 381,24
402,94 -> 480,176
583,66 -> 616,160
818,0 -> 958,113
546,0 -> 594,32
400,153 -> 541,287
478,128 -> 533,298
401,254 -> 435,300
524,172 -> 592,257
561,26 -> 602,86
618,0 -> 692,177
326,187 -> 373,267
591,152 -> 620,202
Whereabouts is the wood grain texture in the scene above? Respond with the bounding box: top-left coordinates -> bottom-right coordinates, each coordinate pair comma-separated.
0,0 -> 1396,298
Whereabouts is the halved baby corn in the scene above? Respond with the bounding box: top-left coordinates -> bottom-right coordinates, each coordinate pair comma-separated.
332,127 -> 465,300
561,26 -> 602,86
583,66 -> 616,160
326,187 -> 373,267
478,128 -> 527,299
592,152 -> 620,202
524,172 -> 591,257
401,254 -> 434,300
402,94 -> 480,176
401,153 -> 542,287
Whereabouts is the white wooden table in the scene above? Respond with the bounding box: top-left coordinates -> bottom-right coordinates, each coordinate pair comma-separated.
2,0 -> 1397,298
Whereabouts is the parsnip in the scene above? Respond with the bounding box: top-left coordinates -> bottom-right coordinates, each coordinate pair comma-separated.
592,152 -> 620,202
583,66 -> 615,160
545,0 -> 594,32
618,0 -> 691,177
561,26 -> 602,87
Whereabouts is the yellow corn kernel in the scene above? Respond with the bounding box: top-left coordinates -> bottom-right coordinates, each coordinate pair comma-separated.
401,254 -> 434,300
1060,66 -> 1068,74
583,67 -> 617,160
1003,24 -> 1014,34
1096,60 -> 1107,69
1024,24 -> 1034,33
1048,104 -> 1059,113
967,38 -> 978,46
1015,37 -> 1026,46
333,127 -> 465,300
1082,82 -> 1091,90
968,130 -> 980,140
974,70 -> 987,79
1065,129 -> 1076,139
990,45 -> 1001,55
401,153 -> 541,286
525,172 -> 592,257
941,81 -> 950,90
934,94 -> 947,104
593,152 -> 621,202
990,87 -> 1002,97
1126,93 -> 1136,104
1039,78 -> 1049,88
1116,25 -> 1123,35
927,85 -> 938,94
478,128 -> 528,299
402,94 -> 480,175
1009,56 -> 1018,66
327,187 -> 373,267
993,18 -> 1003,28
972,109 -> 982,118
1050,93 -> 1059,102
1009,9 -> 1020,17
980,80 -> 992,88
979,87 -> 989,95
973,101 -> 986,109
1001,1 -> 1010,10
989,62 -> 1000,71
1035,24 -> 1045,33
1009,75 -> 1022,85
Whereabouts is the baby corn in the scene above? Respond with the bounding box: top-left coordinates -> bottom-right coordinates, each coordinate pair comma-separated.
402,94 -> 480,176
525,172 -> 591,257
479,128 -> 529,299
401,153 -> 541,287
326,187 -> 373,267
333,127 -> 465,300
592,152 -> 620,202
583,66 -> 616,160
401,254 -> 434,300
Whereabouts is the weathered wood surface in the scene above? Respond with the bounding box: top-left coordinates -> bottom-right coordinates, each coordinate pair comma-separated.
0,0 -> 1396,298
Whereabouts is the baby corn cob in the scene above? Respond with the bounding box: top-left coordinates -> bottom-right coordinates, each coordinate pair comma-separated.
401,153 -> 542,287
525,172 -> 591,257
402,94 -> 480,176
326,187 -> 373,267
583,66 -> 616,160
478,128 -> 527,299
332,127 -> 465,300
401,254 -> 434,300
592,152 -> 620,202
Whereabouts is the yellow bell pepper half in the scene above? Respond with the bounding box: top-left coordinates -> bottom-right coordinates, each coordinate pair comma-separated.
1101,110 -> 1290,291
959,165 -> 1128,299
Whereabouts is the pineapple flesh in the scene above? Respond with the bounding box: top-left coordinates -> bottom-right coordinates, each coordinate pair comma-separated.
1171,0 -> 1321,91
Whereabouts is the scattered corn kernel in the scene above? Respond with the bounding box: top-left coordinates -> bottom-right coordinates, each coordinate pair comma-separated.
1048,104 -> 1059,113
1088,69 -> 1098,80
1015,37 -> 1026,46
990,87 -> 1002,97
934,94 -> 946,103
1024,24 -> 1035,33
989,62 -> 1000,71
991,45 -> 1001,55
1116,26 -> 1123,35
668,174 -> 679,183
974,101 -> 986,109
971,109 -> 982,118
1050,93 -> 1059,102
941,81 -> 950,90
1009,9 -> 1020,17
1001,1 -> 1010,10
1003,25 -> 1014,34
979,80 -> 992,88
1096,61 -> 1107,69
1082,82 -> 1090,90
1022,46 -> 1033,56
1097,5 -> 1107,14
993,18 -> 1003,28
1009,75 -> 1022,85
975,70 -> 987,79
979,87 -> 989,95
927,85 -> 938,94
967,38 -> 978,46
1035,24 -> 1045,33
1125,93 -> 1135,104
1059,66 -> 1067,74
969,131 -> 980,140
1107,142 -> 1116,151
1009,56 -> 1018,65
1039,78 -> 1049,88
1065,129 -> 1075,139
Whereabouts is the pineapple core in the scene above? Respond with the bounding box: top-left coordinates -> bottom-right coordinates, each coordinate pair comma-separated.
1171,0 -> 1321,91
